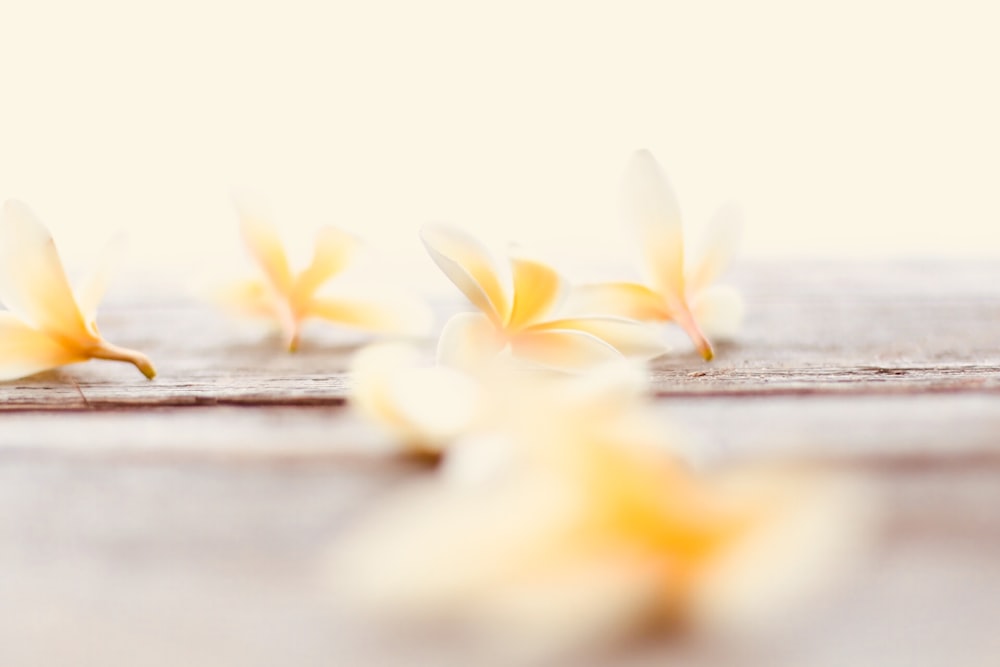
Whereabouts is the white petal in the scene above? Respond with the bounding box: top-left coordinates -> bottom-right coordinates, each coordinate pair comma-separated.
621,150 -> 686,303
385,366 -> 483,447
510,329 -> 624,372
0,201 -> 91,341
691,285 -> 745,340
350,343 -> 480,450
436,311 -> 504,370
528,317 -> 668,361
420,224 -> 509,324
687,202 -> 743,295
75,234 -> 126,330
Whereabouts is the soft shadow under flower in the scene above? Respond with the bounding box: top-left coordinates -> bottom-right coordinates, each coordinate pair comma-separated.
0,200 -> 155,381
223,198 -> 433,351
422,223 -> 668,372
571,150 -> 745,361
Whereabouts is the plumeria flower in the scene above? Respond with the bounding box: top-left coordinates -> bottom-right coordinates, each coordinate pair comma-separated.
0,200 -> 156,381
225,199 -> 433,351
421,224 -> 667,372
571,150 -> 745,361
330,368 -> 872,659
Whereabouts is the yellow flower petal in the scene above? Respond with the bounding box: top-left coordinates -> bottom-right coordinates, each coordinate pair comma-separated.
234,199 -> 294,295
308,294 -> 433,337
510,329 -> 624,372
75,234 -> 126,331
527,317 -> 668,360
506,257 -> 562,330
293,226 -> 359,302
436,311 -> 504,369
691,284 -> 745,340
0,201 -> 92,342
621,150 -> 686,305
686,202 -> 742,296
566,282 -> 669,322
0,312 -> 84,381
421,224 -> 509,324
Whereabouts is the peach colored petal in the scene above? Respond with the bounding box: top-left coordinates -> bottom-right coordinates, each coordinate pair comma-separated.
527,317 -> 668,361
308,293 -> 433,337
510,329 -> 624,372
621,150 -> 686,305
506,257 -> 562,330
0,312 -> 84,381
436,311 -> 505,369
686,202 -> 742,295
0,201 -> 92,342
421,224 -> 509,324
234,199 -> 294,295
293,226 -> 359,302
566,282 -> 669,322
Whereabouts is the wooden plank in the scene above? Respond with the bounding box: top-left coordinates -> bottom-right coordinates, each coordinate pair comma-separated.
1,260 -> 999,666
1,260 -> 999,409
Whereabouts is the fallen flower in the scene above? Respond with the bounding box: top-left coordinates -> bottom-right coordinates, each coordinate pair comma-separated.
0,200 -> 156,380
226,199 -> 433,351
421,224 -> 667,372
330,368 -> 873,660
571,150 -> 745,360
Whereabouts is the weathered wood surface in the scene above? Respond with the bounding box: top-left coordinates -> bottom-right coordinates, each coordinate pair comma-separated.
3,260 -> 999,409
2,260 -> 1000,667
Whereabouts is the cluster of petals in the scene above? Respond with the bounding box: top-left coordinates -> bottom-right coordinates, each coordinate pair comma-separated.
225,200 -> 432,351
422,223 -> 668,372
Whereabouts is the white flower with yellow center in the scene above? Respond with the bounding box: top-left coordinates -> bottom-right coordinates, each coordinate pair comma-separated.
421,224 -> 667,372
330,366 -> 873,658
0,200 -> 155,381
225,199 -> 433,351
572,150 -> 745,360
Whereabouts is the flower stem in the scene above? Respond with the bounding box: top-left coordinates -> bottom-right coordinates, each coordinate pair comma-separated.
674,307 -> 714,361
90,341 -> 157,379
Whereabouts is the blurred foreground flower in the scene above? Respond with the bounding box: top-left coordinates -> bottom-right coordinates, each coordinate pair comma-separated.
572,150 -> 744,360
0,201 -> 156,380
422,224 -> 667,372
329,367 -> 873,659
224,199 -> 432,351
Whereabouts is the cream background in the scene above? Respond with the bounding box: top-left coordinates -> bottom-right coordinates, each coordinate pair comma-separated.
1,0 -> 998,286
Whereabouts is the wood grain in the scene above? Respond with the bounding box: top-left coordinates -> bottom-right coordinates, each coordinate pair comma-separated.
2,260 -> 999,667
